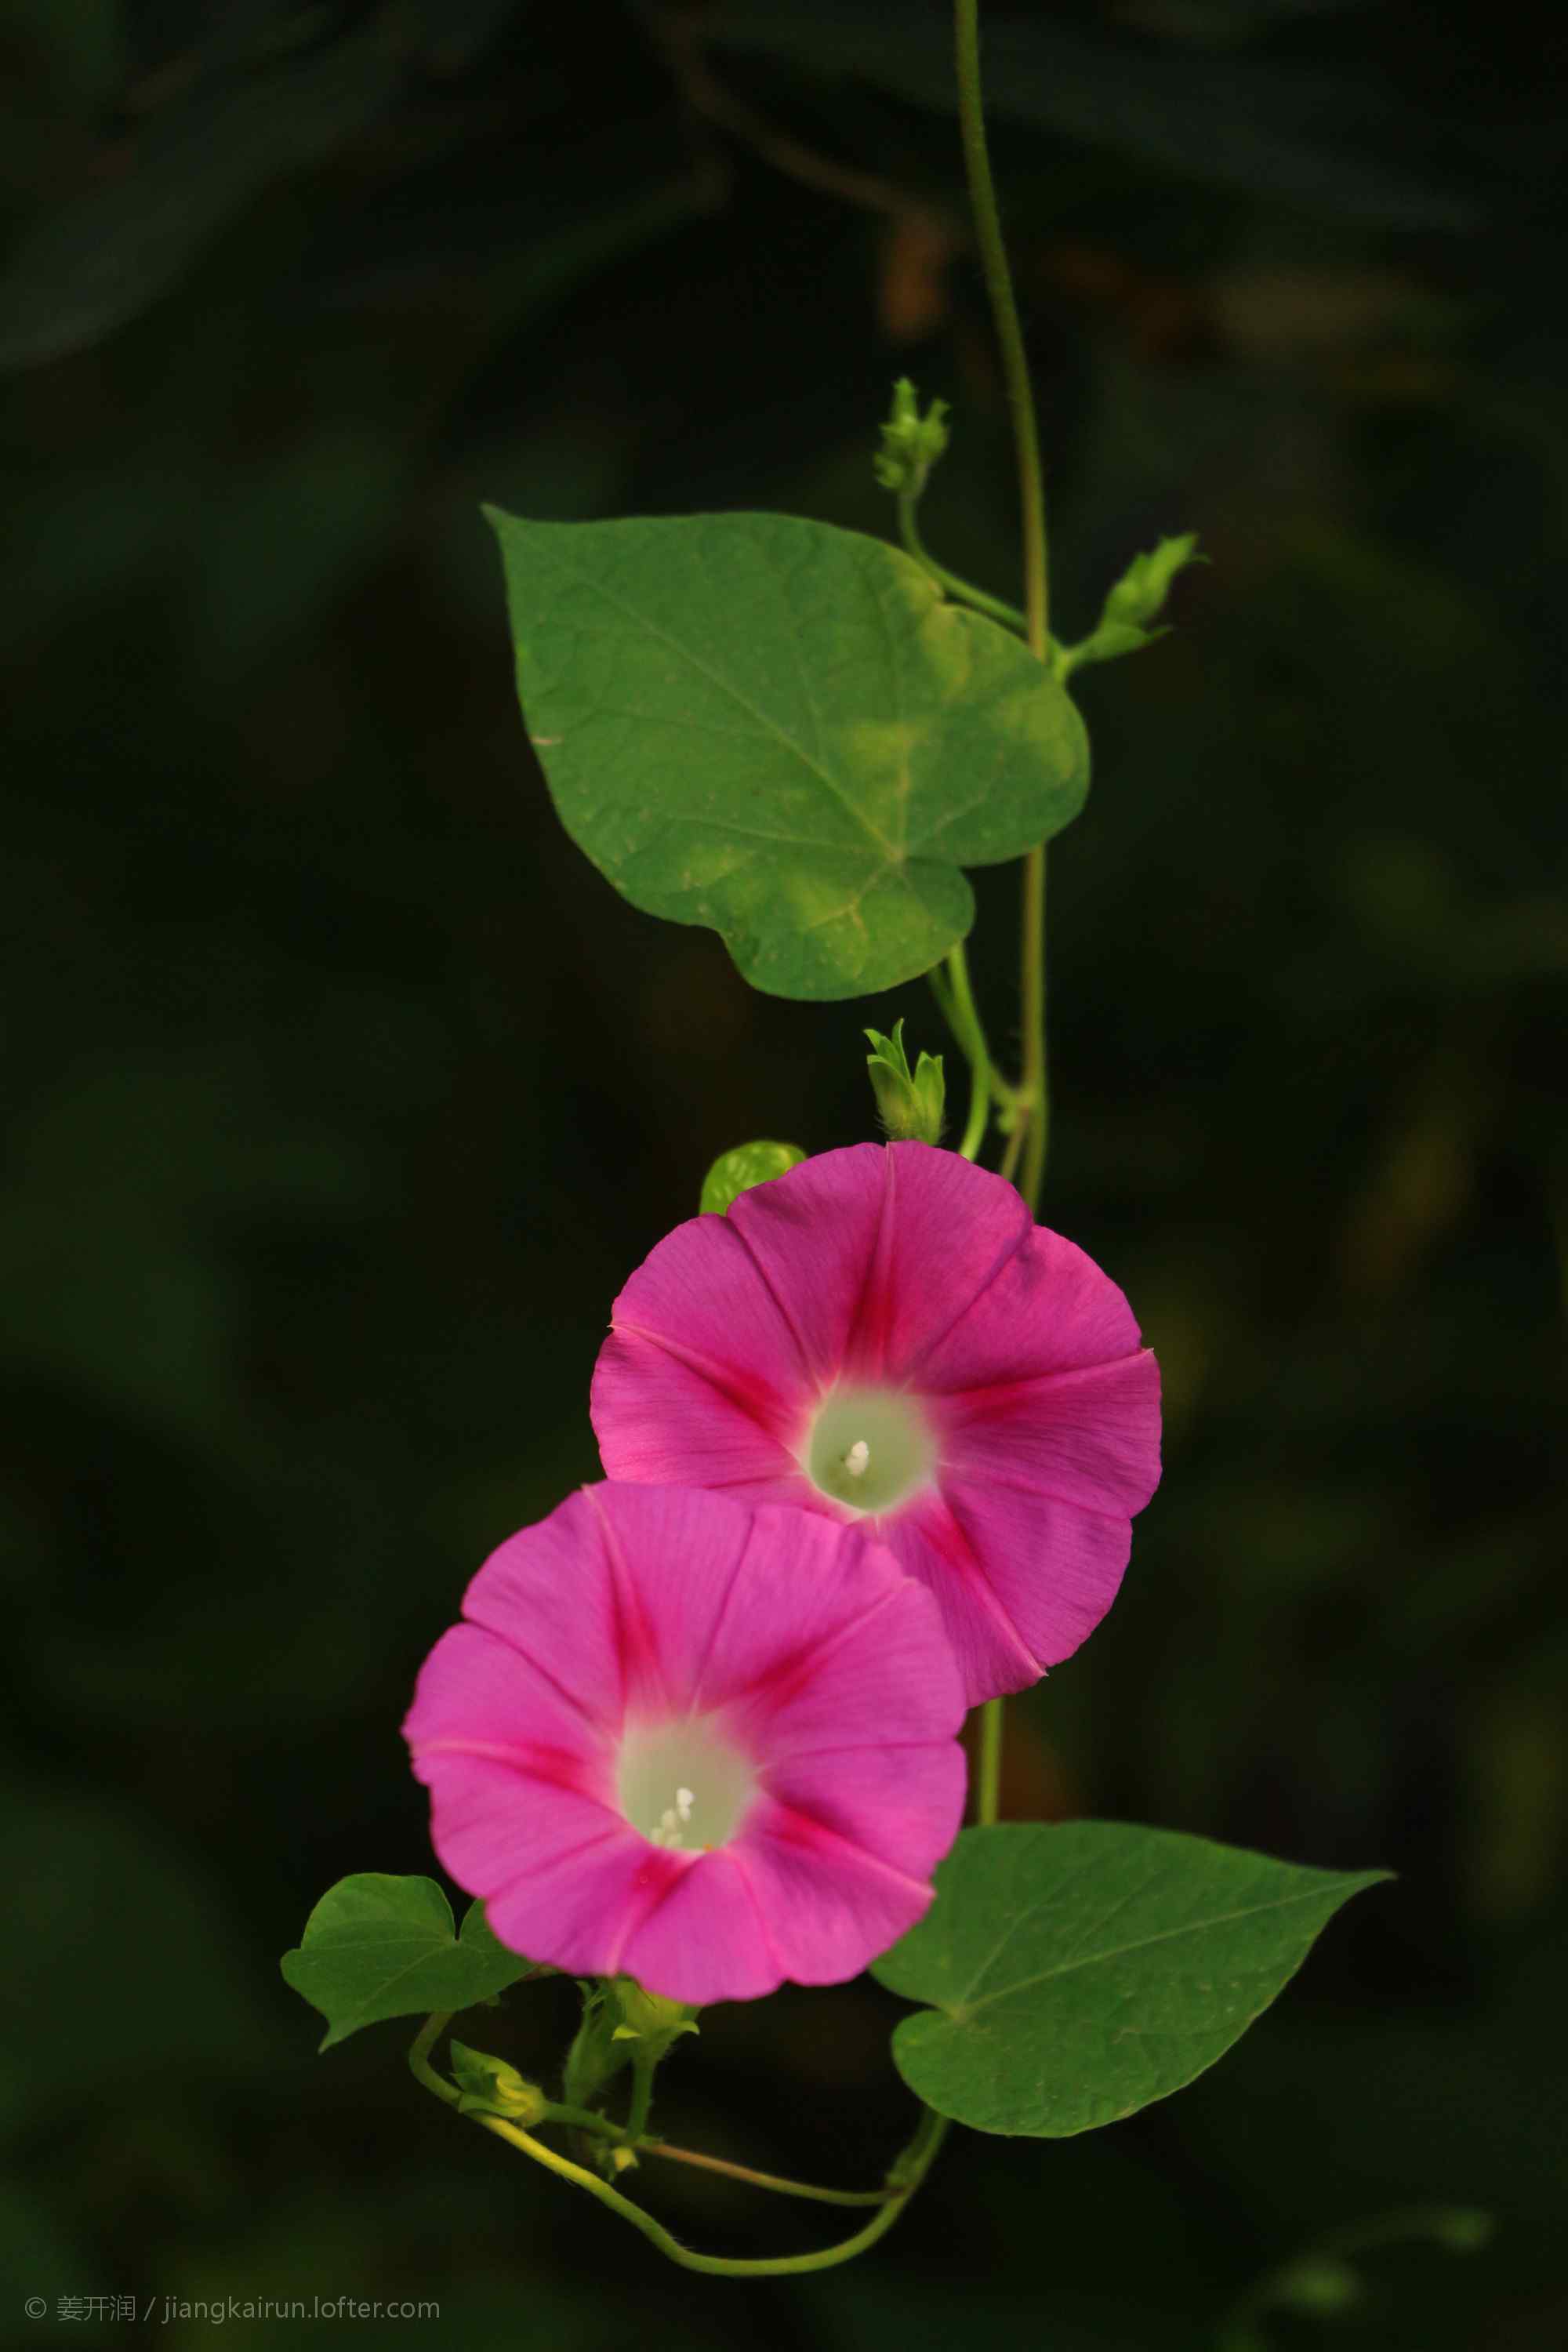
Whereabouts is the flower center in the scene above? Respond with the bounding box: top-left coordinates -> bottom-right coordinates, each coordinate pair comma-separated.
804,1385 -> 938,1515
615,1718 -> 758,1852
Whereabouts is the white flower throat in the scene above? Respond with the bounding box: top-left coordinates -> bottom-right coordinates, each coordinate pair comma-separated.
617,1719 -> 757,1853
804,1385 -> 937,1515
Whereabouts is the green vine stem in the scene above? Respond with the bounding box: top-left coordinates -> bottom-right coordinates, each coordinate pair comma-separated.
953,0 -> 1054,1218
623,2045 -> 657,2143
410,2013 -> 947,2277
974,1697 -> 1004,1826
933,942 -> 1013,1161
637,2140 -> 890,2209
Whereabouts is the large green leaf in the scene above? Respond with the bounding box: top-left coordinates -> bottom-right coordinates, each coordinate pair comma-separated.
489,509 -> 1088,1000
872,1824 -> 1387,2136
281,1875 -> 535,2051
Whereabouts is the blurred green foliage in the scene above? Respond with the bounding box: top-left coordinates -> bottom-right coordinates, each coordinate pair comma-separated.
2,1 -> 1563,2344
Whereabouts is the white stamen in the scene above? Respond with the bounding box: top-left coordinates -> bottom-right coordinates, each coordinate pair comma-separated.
618,1721 -> 758,1853
648,1786 -> 700,1849
844,1438 -> 870,1479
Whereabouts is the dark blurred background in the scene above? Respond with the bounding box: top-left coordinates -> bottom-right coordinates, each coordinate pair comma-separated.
2,1 -> 1563,2343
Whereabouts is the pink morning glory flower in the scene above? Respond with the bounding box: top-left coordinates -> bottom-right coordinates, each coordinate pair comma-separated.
403,1481 -> 966,2006
591,1142 -> 1161,1705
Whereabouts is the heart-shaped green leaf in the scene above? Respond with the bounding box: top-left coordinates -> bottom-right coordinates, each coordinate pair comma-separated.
281,1875 -> 535,2050
872,1823 -> 1388,2136
489,508 -> 1088,1000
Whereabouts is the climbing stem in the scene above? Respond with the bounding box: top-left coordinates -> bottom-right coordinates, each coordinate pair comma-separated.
408,2012 -> 459,2105
942,944 -> 994,1160
466,2103 -> 948,2279
637,2140 -> 891,2208
410,2013 -> 948,2278
1019,844 -> 1049,1210
953,0 -> 1054,1217
953,0 -> 1049,660
975,1698 -> 1004,1826
623,2048 -> 657,2144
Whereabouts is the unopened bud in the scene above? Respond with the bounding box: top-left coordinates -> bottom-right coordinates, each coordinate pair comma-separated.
865,1021 -> 945,1144
873,378 -> 950,499
1062,532 -> 1204,676
448,2040 -> 549,2125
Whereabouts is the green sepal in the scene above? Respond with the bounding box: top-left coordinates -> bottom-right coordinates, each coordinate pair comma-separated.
280,1876 -> 538,2051
609,1977 -> 700,2060
562,1980 -> 632,2110
448,2040 -> 550,2125
1062,532 -> 1204,677
873,376 -> 951,498
699,1139 -> 808,1216
865,1019 -> 945,1143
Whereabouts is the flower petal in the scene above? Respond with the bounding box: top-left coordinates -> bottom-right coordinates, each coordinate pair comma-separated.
413,1748 -> 626,1911
933,1350 -> 1162,1515
617,1847 -> 783,2005
716,1539 -> 967,1757
941,1475 -> 1135,1673
913,1221 -> 1145,1392
735,1798 -> 937,1984
484,1827 -> 683,1981
727,1142 -> 1036,1385
721,1144 -> 891,1384
576,1482 -> 764,1718
878,1492 -> 1046,1700
592,1327 -> 798,1490
760,1739 -> 967,1881
598,1210 -> 811,1429
403,1623 -> 610,1791
459,1495 -> 628,1726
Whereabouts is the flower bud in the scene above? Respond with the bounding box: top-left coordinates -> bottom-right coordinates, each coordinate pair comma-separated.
1062,532 -> 1204,675
865,1021 -> 945,1144
873,378 -> 951,499
699,1140 -> 807,1217
448,2040 -> 550,2125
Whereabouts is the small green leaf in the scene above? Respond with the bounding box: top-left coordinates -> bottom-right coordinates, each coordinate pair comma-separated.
872,1824 -> 1388,2137
489,508 -> 1089,1001
1062,535 -> 1204,677
280,1875 -> 536,2050
699,1139 -> 808,1215
864,1019 -> 945,1142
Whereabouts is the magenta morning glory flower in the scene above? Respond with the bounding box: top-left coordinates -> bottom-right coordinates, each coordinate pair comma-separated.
591,1142 -> 1161,1706
403,1481 -> 966,2006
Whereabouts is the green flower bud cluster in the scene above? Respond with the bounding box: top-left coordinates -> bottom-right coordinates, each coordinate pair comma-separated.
1060,533 -> 1204,677
448,2040 -> 550,2125
873,378 -> 951,500
865,1020 -> 945,1145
